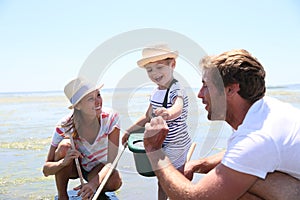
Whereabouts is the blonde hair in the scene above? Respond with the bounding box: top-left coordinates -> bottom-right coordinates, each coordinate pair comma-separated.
61,109 -> 80,138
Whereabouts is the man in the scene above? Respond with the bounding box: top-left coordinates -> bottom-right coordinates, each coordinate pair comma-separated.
143,49 -> 300,199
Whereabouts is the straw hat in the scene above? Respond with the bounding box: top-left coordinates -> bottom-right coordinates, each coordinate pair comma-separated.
137,44 -> 178,67
64,77 -> 103,109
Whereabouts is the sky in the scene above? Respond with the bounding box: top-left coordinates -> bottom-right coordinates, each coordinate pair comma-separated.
0,0 -> 299,93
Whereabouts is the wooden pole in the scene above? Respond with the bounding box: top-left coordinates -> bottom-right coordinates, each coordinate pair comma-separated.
186,142 -> 196,162
69,136 -> 85,186
92,143 -> 127,200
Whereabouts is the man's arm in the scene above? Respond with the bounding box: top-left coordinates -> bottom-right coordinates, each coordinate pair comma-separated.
146,149 -> 258,200
247,171 -> 300,200
184,150 -> 225,180
144,117 -> 258,200
184,150 -> 300,199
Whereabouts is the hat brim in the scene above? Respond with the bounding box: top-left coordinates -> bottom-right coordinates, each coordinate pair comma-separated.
137,51 -> 178,67
68,83 -> 104,109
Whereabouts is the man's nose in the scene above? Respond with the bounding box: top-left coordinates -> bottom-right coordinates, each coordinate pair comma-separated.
197,88 -> 204,99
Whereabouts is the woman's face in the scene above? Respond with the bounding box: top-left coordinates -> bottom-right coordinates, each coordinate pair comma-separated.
76,89 -> 103,117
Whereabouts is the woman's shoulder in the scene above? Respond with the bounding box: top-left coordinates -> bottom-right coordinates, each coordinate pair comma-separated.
100,107 -> 120,128
56,112 -> 73,125
101,107 -> 119,118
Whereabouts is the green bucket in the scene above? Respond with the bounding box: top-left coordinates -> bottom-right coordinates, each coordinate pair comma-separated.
128,132 -> 155,177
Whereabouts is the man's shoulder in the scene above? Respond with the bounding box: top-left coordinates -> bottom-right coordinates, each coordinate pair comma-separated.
262,96 -> 300,119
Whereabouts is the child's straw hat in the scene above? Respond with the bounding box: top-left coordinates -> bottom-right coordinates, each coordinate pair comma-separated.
137,44 -> 178,67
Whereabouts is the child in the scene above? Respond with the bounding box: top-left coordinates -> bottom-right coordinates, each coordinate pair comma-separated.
122,44 -> 191,200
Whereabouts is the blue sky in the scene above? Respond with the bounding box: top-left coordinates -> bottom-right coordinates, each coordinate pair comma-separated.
0,0 -> 299,92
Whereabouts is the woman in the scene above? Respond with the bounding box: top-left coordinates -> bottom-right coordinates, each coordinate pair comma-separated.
43,77 -> 122,200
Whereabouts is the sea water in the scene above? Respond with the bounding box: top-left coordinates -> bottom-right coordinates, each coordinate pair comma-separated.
1,86 -> 300,200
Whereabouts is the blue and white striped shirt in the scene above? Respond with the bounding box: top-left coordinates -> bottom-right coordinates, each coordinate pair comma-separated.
150,81 -> 191,167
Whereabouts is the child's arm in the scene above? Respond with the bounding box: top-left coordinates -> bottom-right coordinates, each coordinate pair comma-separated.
154,96 -> 183,120
121,104 -> 152,144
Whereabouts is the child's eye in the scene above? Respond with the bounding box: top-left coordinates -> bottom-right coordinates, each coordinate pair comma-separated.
146,68 -> 152,72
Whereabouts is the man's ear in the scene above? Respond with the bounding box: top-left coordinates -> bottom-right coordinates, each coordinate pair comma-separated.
226,83 -> 240,96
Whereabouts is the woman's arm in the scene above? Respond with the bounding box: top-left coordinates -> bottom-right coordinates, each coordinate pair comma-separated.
42,141 -> 80,177
43,145 -> 62,177
108,127 -> 120,163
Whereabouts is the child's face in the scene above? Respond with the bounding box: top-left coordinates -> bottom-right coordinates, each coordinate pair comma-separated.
145,59 -> 175,89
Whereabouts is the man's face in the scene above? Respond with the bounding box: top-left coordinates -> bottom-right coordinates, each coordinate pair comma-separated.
198,70 -> 226,120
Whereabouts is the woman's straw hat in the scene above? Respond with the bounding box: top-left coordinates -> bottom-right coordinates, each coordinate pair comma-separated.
137,44 -> 178,67
64,77 -> 103,109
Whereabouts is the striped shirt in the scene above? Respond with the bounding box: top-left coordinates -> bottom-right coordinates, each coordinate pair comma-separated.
150,81 -> 191,168
51,108 -> 120,172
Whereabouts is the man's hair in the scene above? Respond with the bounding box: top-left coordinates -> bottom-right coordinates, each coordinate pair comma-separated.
201,49 -> 266,103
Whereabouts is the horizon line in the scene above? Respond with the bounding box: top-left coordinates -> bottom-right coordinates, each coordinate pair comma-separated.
1,83 -> 300,94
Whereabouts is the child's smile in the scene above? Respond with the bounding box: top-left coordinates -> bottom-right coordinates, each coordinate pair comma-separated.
145,63 -> 174,89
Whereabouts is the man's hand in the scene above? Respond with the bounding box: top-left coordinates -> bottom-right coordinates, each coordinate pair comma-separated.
144,116 -> 169,153
184,160 -> 197,180
184,151 -> 225,180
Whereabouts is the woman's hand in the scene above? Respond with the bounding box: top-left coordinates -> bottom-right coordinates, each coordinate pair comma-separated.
121,131 -> 130,145
74,182 -> 97,200
62,148 -> 82,167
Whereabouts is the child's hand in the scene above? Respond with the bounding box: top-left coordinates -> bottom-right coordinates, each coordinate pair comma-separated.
154,107 -> 170,120
121,131 -> 130,145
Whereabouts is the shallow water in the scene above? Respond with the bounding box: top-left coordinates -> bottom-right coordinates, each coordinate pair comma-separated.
0,86 -> 299,199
